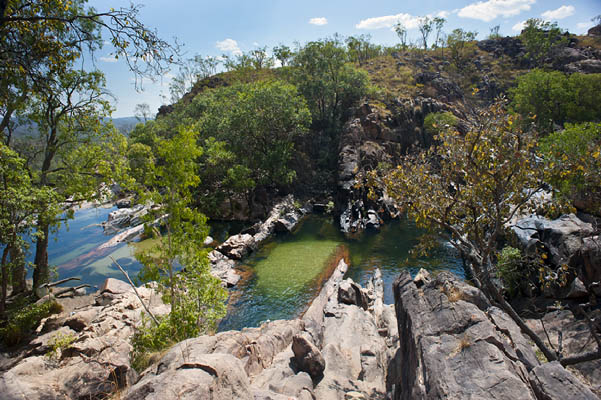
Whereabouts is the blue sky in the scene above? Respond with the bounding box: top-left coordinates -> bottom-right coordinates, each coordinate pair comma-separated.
88,0 -> 601,117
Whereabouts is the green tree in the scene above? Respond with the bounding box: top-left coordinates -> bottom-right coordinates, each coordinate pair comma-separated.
520,18 -> 566,66
432,17 -> 446,50
132,127 -> 226,368
447,28 -> 478,68
291,37 -> 369,128
376,99 -> 601,365
273,44 -> 293,66
17,69 -> 128,289
488,25 -> 501,39
193,81 -> 311,213
249,46 -> 274,69
394,22 -> 408,49
418,16 -> 433,50
510,70 -> 601,132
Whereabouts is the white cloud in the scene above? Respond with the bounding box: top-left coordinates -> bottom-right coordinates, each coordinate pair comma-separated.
356,13 -> 422,30
541,5 -> 574,20
437,11 -> 450,19
216,38 -> 242,56
458,0 -> 535,22
100,56 -> 118,63
309,17 -> 328,26
576,21 -> 594,32
512,20 -> 527,31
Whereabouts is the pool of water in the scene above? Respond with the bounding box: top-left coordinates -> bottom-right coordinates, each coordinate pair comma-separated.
219,215 -> 464,331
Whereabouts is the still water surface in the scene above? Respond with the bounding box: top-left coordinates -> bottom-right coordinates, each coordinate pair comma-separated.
37,209 -> 463,331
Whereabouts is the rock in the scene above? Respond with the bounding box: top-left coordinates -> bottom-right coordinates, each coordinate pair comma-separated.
565,277 -> 588,299
115,198 -> 132,208
566,59 -> 601,74
391,270 -> 540,399
529,361 -> 598,400
216,233 -> 256,260
100,277 -> 133,294
413,268 -> 431,288
415,72 -> 463,101
292,334 -> 326,380
273,212 -> 299,233
203,235 -> 214,246
0,280 -> 168,400
208,250 -> 239,287
589,25 -> 601,37
365,210 -> 380,231
477,37 -> 525,58
338,279 -> 369,310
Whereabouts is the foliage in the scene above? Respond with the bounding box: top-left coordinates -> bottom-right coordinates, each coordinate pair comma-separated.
273,44 -> 293,67
393,22 -> 408,49
497,246 -> 526,297
447,28 -> 478,69
291,37 -> 369,129
540,122 -> 601,212
488,25 -> 501,40
46,331 -> 76,361
520,18 -> 567,66
374,100 -> 566,360
345,35 -> 383,65
510,70 -> 601,133
423,112 -> 458,136
0,300 -> 62,346
418,17 -> 433,50
132,126 -> 226,367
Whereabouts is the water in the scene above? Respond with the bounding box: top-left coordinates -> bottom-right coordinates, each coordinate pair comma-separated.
29,209 -> 463,331
219,215 -> 464,331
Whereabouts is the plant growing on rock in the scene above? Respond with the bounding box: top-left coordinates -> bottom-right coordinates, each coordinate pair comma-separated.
520,18 -> 567,67
374,99 -> 600,365
132,127 -> 227,366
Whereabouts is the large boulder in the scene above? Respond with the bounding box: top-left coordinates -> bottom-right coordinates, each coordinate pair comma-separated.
391,270 -> 541,399
291,334 -> 325,380
216,233 -> 256,260
529,361 -> 598,400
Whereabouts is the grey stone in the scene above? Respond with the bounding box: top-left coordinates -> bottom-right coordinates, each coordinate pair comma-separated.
292,334 -> 326,380
529,361 -> 598,400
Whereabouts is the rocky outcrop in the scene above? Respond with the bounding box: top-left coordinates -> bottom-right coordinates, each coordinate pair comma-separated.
390,269 -> 597,400
477,37 -> 525,59
511,213 -> 600,295
211,195 -> 309,286
0,278 -> 169,400
526,309 -> 601,398
123,260 -> 399,400
336,97 -> 466,235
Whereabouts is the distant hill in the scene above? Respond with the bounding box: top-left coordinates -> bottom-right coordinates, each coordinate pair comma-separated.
10,116 -> 150,138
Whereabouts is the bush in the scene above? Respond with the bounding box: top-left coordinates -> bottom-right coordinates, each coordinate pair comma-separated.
0,300 -> 63,346
423,111 -> 458,136
497,247 -> 525,297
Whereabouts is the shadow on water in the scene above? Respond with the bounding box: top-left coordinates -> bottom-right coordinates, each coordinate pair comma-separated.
219,215 -> 464,331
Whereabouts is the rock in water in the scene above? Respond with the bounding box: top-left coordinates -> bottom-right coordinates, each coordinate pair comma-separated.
292,334 -> 326,380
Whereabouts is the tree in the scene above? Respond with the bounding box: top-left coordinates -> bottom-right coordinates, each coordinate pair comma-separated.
432,17 -> 446,50
488,25 -> 501,39
249,46 -> 274,69
273,44 -> 293,66
345,35 -> 381,65
132,127 -> 226,363
194,81 -> 311,213
418,16 -> 433,50
394,22 -> 408,49
0,144 -> 59,313
509,69 -> 601,133
447,28 -> 478,68
376,99 -> 600,365
520,18 -> 566,66
134,103 -> 152,123
18,69 -> 128,289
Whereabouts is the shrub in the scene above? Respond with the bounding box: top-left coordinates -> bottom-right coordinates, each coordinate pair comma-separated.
0,300 -> 63,346
423,111 -> 458,136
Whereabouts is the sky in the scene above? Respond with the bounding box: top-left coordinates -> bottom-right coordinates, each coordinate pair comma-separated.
87,0 -> 601,117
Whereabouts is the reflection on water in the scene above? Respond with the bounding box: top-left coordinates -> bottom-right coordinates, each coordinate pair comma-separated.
219,215 -> 464,331
39,208 -> 463,332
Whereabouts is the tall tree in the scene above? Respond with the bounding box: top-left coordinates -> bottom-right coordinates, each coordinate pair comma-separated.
418,16 -> 433,50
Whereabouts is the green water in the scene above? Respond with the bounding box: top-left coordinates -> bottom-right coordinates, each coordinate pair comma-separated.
219,215 -> 464,331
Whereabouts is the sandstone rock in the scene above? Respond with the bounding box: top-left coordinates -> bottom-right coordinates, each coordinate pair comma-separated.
208,250 -> 240,287
292,334 -> 325,380
565,277 -> 588,299
100,277 -> 133,294
115,198 -> 132,208
216,233 -> 256,260
338,279 -> 369,310
529,361 -> 598,400
273,212 -> 300,233
392,270 -> 540,399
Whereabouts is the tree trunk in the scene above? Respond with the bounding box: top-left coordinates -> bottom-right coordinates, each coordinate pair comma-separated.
10,245 -> 26,294
33,221 -> 50,291
0,246 -> 9,315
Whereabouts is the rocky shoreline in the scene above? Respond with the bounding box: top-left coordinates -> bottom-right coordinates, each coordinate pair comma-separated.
2,256 -> 599,399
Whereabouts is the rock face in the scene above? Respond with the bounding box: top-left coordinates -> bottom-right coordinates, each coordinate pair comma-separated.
123,260 -> 399,400
530,361 -> 598,400
390,270 -> 597,400
337,98 -> 466,235
511,213 -> 600,293
0,278 -> 169,400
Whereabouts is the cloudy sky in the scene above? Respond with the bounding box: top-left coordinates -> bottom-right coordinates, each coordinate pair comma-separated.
87,0 -> 601,117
